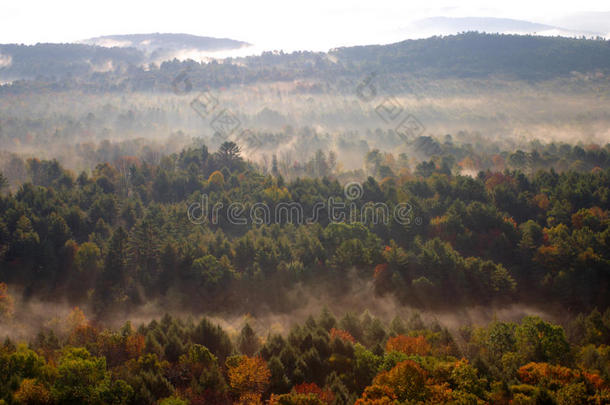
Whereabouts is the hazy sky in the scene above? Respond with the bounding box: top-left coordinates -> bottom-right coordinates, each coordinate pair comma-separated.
2,0 -> 609,50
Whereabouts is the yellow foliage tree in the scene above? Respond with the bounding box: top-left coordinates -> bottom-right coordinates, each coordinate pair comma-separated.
226,355 -> 270,397
356,360 -> 429,404
208,171 -> 225,187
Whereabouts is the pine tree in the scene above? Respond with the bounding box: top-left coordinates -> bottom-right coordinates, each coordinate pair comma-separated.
93,227 -> 128,315
271,154 -> 279,177
0,171 -> 8,192
238,323 -> 261,356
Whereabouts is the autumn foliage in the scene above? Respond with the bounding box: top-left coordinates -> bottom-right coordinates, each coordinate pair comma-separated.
330,328 -> 356,344
0,282 -> 14,320
14,378 -> 52,405
294,382 -> 335,404
386,335 -> 431,356
227,355 -> 271,397
518,362 -> 606,389
356,360 -> 428,404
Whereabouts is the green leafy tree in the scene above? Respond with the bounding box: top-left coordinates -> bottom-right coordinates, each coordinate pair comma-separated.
52,347 -> 111,404
516,316 -> 570,364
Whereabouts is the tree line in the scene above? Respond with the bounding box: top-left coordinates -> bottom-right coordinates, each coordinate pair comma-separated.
0,307 -> 609,404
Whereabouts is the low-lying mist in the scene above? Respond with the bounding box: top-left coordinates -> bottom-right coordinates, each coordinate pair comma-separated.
1,268 -> 556,347
1,76 -> 608,178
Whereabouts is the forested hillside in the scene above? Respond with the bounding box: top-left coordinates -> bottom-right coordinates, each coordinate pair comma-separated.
2,33 -> 609,91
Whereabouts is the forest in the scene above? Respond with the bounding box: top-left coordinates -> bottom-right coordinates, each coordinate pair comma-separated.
0,307 -> 609,404
0,134 -> 609,403
2,33 -> 610,89
1,27 -> 610,404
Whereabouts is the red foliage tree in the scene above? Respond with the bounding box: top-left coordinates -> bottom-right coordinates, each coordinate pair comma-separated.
330,328 -> 356,344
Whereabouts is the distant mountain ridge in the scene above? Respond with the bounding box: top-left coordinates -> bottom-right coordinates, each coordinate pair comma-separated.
329,32 -> 610,79
0,33 -> 251,81
80,33 -> 250,53
1,33 -> 609,89
397,17 -> 604,39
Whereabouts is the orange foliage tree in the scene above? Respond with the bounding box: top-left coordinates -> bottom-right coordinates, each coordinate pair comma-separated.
386,335 -> 431,356
0,282 -> 14,320
484,172 -> 516,191
14,378 -> 52,405
236,392 -> 263,404
518,362 -> 606,389
66,307 -> 98,347
269,392 -> 325,404
356,360 -> 429,404
294,382 -> 335,404
125,333 -> 146,359
226,355 -> 271,398
330,328 -> 356,344
355,384 -> 397,405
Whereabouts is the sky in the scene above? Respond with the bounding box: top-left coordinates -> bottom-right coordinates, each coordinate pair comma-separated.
1,0 -> 609,51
